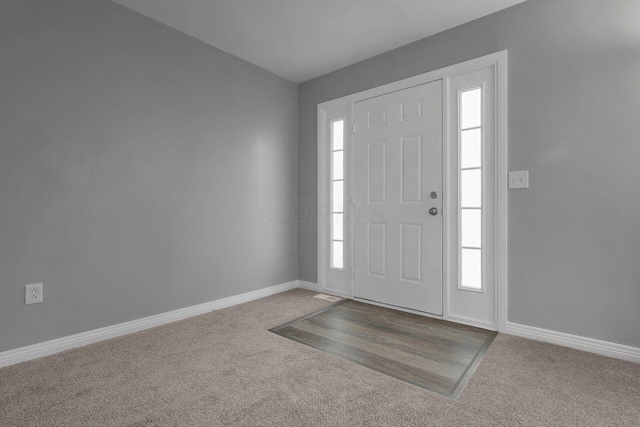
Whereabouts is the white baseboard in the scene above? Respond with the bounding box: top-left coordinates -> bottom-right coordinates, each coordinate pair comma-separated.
505,322 -> 640,364
297,280 -> 320,291
4,280 -> 636,368
0,280 -> 299,369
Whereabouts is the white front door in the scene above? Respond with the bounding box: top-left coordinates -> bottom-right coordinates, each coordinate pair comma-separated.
353,80 -> 443,314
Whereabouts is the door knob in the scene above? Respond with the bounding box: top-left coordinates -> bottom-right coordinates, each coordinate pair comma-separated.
429,207 -> 438,216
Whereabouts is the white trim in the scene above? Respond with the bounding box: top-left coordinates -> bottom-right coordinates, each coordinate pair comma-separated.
297,280 -> 321,292
318,51 -> 509,333
495,52 -> 509,332
317,106 -> 328,293
442,75 -> 452,324
317,52 -> 508,111
0,280 -> 299,369
349,102 -> 356,298
505,322 -> 640,364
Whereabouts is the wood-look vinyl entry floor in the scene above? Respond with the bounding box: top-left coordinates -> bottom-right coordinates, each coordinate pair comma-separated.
270,299 -> 497,398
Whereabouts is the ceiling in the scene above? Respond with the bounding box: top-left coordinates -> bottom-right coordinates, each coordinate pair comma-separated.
111,0 -> 526,83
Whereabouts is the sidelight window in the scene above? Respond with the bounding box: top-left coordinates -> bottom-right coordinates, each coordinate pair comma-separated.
330,119 -> 345,269
459,88 -> 483,290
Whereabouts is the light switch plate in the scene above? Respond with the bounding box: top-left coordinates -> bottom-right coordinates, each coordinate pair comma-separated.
508,171 -> 529,189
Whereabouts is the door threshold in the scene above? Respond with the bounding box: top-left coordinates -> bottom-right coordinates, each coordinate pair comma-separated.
352,297 -> 443,320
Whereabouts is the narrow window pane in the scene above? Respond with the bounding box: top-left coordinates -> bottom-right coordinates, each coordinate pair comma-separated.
332,120 -> 344,150
461,88 -> 481,129
461,128 -> 482,169
330,119 -> 345,270
332,180 -> 344,213
461,248 -> 482,289
332,213 -> 344,241
461,169 -> 482,208
461,209 -> 482,248
332,241 -> 344,269
332,150 -> 344,180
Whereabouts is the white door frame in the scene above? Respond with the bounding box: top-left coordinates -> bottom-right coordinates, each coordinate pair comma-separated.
317,50 -> 508,332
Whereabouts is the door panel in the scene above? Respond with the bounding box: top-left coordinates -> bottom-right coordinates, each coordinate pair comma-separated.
354,81 -> 443,314
368,140 -> 386,203
401,135 -> 422,203
401,223 -> 422,282
368,223 -> 386,276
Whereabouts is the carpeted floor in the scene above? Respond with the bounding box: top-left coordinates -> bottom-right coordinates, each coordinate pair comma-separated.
0,289 -> 638,426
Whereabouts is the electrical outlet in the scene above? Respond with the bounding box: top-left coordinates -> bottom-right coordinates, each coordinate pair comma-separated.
25,283 -> 43,305
508,170 -> 529,189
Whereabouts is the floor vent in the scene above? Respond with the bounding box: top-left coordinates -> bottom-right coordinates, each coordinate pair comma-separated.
314,294 -> 342,302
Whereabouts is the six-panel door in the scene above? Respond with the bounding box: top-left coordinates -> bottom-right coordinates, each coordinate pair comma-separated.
353,80 -> 443,314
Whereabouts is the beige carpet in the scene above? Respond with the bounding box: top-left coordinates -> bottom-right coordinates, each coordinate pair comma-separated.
0,289 -> 638,426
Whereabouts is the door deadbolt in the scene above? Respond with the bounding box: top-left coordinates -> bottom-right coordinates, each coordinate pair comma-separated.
430,191 -> 438,199
429,207 -> 438,216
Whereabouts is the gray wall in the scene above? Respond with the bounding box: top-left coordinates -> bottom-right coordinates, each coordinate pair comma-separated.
0,0 -> 298,352
298,0 -> 640,347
